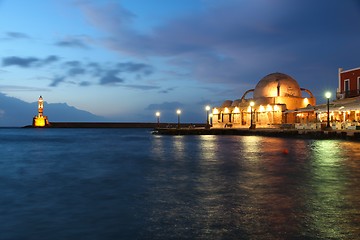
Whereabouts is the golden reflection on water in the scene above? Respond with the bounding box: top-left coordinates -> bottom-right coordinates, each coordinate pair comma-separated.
172,136 -> 185,160
238,137 -> 306,236
309,140 -> 360,238
148,134 -> 360,238
241,136 -> 261,160
198,135 -> 218,161
151,135 -> 165,159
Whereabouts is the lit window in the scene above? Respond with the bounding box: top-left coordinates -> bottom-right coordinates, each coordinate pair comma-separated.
233,107 -> 240,113
259,105 -> 265,112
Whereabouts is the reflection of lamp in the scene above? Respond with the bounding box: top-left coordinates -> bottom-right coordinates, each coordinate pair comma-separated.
249,101 -> 255,129
325,92 -> 332,130
205,105 -> 211,129
155,111 -> 160,128
177,109 -> 181,129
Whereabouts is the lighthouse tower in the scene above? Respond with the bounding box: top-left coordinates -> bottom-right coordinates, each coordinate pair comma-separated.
32,96 -> 49,127
38,95 -> 44,118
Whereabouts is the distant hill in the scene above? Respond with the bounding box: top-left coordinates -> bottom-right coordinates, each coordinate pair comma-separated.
0,92 -> 105,126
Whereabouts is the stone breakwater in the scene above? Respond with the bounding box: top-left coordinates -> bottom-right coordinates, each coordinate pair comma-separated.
24,122 -> 206,129
154,128 -> 360,141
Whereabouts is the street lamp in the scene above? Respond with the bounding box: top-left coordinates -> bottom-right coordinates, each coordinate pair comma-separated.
177,109 -> 181,129
325,92 -> 332,130
205,105 -> 211,129
249,101 -> 255,129
155,111 -> 160,128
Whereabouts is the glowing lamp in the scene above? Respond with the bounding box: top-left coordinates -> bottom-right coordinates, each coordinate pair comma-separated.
177,109 -> 181,129
325,91 -> 332,130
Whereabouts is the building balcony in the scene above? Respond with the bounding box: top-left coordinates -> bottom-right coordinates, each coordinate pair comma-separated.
337,90 -> 360,99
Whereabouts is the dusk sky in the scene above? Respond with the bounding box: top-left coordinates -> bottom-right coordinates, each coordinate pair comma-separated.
0,0 -> 360,123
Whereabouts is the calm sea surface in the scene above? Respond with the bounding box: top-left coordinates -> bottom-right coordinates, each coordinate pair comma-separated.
0,128 -> 360,239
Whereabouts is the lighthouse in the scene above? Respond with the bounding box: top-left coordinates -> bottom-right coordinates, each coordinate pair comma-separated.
33,96 -> 50,127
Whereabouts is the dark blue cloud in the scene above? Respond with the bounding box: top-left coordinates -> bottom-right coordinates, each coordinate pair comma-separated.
2,55 -> 59,68
99,70 -> 124,85
49,76 -> 66,87
2,56 -> 39,68
55,38 -> 89,49
63,61 -> 86,77
158,87 -> 176,94
6,32 -> 30,39
79,81 -> 92,86
123,84 -> 159,90
78,0 -> 360,99
117,62 -> 153,75
2,52 -> 156,89
97,61 -> 154,85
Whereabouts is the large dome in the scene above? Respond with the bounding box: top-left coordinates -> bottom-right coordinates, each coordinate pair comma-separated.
253,72 -> 302,99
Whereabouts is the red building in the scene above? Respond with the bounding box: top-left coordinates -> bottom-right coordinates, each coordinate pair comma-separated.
337,67 -> 360,99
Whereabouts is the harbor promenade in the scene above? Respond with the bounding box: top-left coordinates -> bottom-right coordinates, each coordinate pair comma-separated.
154,127 -> 360,141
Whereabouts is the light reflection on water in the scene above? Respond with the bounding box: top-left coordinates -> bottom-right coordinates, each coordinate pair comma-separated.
307,140 -> 360,238
147,135 -> 360,239
0,129 -> 360,239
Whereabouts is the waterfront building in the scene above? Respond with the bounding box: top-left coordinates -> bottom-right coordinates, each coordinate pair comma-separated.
314,96 -> 360,130
309,67 -> 360,130
32,96 -> 50,127
337,67 -> 360,99
211,72 -> 316,128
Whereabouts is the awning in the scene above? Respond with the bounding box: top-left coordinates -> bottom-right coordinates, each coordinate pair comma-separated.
315,98 -> 360,113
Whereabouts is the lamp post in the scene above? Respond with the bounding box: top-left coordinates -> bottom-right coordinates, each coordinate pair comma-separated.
249,101 -> 255,129
177,109 -> 181,129
325,92 -> 332,130
205,105 -> 210,129
155,111 -> 160,128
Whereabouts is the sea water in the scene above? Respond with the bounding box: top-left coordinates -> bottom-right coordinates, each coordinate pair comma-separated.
0,128 -> 359,239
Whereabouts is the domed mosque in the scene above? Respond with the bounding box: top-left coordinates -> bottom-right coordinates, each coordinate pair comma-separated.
211,72 -> 316,128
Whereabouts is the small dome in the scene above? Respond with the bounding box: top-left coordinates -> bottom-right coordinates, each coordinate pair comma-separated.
253,72 -> 301,99
231,99 -> 241,106
221,100 -> 233,107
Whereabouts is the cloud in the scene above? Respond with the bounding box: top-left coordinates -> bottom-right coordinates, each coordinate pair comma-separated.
63,61 -> 86,76
123,84 -> 159,90
79,81 -> 92,86
76,0 -> 360,93
42,55 -> 59,65
49,76 -> 66,87
97,61 -> 154,85
99,70 -> 124,85
6,32 -> 30,39
158,87 -> 176,94
75,0 -> 136,33
55,38 -> 90,49
117,62 -> 153,75
2,55 -> 59,68
2,52 -> 156,89
2,56 -> 39,68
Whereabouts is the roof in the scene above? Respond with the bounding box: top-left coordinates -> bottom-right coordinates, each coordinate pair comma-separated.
253,72 -> 302,99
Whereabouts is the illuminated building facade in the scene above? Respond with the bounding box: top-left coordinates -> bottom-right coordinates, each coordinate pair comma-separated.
337,67 -> 360,99
211,72 -> 316,128
32,96 -> 50,127
310,66 -> 360,130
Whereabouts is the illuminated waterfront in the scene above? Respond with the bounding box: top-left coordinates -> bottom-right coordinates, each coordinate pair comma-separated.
0,128 -> 359,239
